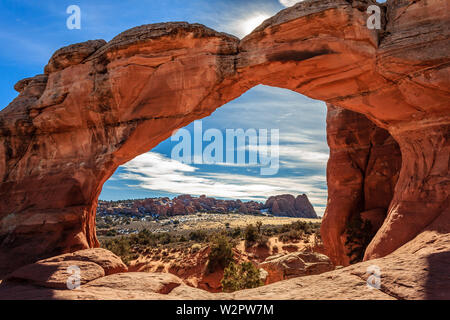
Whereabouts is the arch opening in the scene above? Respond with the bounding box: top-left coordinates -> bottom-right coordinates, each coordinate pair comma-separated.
93,84 -> 402,269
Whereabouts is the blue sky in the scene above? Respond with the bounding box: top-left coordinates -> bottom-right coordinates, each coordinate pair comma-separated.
0,0 -> 365,216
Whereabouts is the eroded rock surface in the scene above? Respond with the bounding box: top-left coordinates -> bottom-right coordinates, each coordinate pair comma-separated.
0,0 -> 449,281
323,105 -> 402,265
1,232 -> 448,300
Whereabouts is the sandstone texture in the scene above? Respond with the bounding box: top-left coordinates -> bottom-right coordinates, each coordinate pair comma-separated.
323,105 -> 402,264
7,260 -> 105,289
0,0 -> 449,298
2,248 -> 126,291
259,251 -> 334,284
38,248 -> 128,275
1,232 -> 448,300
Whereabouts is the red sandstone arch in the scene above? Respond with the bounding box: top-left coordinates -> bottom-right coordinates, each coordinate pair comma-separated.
0,0 -> 448,276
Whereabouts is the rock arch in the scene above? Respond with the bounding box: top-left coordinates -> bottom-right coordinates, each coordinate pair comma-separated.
0,0 -> 448,276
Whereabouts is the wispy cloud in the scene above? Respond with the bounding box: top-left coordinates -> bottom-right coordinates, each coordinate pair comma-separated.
119,152 -> 327,215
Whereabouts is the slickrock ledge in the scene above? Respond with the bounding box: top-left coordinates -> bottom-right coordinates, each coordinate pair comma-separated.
1,232 -> 448,300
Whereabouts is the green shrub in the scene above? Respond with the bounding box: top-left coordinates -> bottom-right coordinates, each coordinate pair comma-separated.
105,229 -> 118,237
228,227 -> 242,239
189,230 -> 208,242
256,221 -> 263,234
278,229 -> 303,243
101,236 -> 132,264
207,235 -> 234,273
256,235 -> 269,248
244,224 -> 259,246
221,262 -> 263,292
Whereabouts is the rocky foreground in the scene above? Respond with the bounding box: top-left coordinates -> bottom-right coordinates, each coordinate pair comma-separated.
1,229 -> 448,300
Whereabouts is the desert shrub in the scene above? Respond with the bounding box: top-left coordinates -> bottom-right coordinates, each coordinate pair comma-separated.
256,235 -> 269,248
244,223 -> 270,248
244,224 -> 259,246
158,232 -> 173,245
105,229 -> 118,237
262,228 -> 275,237
101,236 -> 132,264
277,221 -> 321,236
207,235 -> 234,273
344,216 -> 375,264
228,227 -> 242,239
278,229 -> 303,243
221,262 -> 263,292
189,230 -> 208,242
256,221 -> 263,233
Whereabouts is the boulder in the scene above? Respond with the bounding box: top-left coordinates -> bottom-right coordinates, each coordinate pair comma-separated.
41,248 -> 128,275
259,251 -> 334,284
83,272 -> 182,294
6,260 -> 104,289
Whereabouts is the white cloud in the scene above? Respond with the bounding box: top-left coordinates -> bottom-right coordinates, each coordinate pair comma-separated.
119,152 -> 327,216
104,85 -> 330,217
279,0 -> 302,8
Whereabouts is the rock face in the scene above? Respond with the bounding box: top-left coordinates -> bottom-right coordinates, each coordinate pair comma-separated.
0,0 -> 449,277
259,251 -> 334,284
322,106 -> 402,264
264,194 -> 317,218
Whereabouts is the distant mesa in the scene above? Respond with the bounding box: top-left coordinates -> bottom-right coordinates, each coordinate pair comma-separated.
97,194 -> 318,219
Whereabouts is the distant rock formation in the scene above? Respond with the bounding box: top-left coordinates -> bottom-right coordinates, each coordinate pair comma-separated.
97,194 -> 318,218
264,194 -> 317,218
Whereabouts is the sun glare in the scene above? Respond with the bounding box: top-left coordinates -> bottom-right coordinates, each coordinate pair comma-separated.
241,14 -> 270,36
